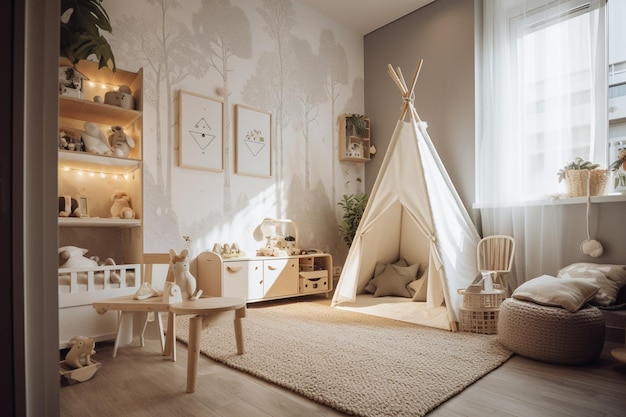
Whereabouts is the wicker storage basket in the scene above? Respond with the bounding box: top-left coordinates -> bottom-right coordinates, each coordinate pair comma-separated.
565,169 -> 608,197
457,288 -> 505,334
460,289 -> 505,309
459,308 -> 500,334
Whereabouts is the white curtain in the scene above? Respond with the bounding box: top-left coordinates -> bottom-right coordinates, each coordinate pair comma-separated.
477,0 -> 606,288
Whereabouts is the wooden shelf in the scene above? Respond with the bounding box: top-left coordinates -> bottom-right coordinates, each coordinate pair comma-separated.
58,150 -> 141,175
58,217 -> 141,228
59,96 -> 141,127
338,113 -> 371,162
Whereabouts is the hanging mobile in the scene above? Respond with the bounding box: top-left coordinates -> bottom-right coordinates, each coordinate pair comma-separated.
580,170 -> 604,257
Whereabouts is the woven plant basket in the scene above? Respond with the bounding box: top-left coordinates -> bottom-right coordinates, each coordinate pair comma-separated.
565,169 -> 608,197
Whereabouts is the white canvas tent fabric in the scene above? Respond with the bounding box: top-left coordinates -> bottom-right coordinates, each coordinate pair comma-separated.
331,62 -> 480,330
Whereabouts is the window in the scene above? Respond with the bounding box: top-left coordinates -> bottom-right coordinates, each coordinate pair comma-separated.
477,0 -> 614,205
608,0 -> 626,190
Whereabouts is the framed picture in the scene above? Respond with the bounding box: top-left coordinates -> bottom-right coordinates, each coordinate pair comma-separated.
235,104 -> 272,178
78,197 -> 89,217
178,90 -> 224,171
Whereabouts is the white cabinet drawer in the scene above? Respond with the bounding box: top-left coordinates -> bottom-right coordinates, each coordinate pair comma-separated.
223,260 -> 262,300
263,258 -> 299,299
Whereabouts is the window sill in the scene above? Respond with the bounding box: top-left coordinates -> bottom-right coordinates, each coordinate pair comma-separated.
473,193 -> 626,209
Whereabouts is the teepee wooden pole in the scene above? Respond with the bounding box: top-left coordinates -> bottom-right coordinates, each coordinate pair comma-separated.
396,67 -> 409,94
407,59 -> 423,100
387,64 -> 406,96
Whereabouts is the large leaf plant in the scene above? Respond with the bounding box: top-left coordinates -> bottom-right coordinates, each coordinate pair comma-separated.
338,193 -> 368,248
60,0 -> 116,72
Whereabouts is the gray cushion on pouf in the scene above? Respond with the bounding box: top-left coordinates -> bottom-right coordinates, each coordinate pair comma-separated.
498,298 -> 605,365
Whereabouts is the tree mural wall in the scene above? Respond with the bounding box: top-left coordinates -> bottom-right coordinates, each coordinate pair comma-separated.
104,0 -> 364,263
192,0 -> 252,212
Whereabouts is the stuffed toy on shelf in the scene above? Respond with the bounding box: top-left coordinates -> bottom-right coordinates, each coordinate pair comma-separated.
58,195 -> 81,217
81,122 -> 113,156
109,191 -> 135,219
108,125 -> 136,158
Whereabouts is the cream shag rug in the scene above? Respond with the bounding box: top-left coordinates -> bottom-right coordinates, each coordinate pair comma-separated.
175,300 -> 512,417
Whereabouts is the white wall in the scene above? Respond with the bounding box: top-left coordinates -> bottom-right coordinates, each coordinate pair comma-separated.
101,0 -> 367,264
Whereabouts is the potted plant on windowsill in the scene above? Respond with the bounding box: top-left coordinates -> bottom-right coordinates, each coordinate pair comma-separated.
557,157 -> 608,197
609,149 -> 626,193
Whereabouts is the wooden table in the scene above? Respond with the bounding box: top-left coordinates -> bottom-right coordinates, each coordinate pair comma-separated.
168,297 -> 246,393
93,295 -> 174,358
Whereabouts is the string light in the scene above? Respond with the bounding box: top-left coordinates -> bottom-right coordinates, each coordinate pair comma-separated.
58,166 -> 135,181
87,81 -> 120,92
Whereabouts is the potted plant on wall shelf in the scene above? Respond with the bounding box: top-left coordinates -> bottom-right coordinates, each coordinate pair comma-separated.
60,0 -> 117,72
345,114 -> 367,138
557,157 -> 608,197
338,193 -> 368,248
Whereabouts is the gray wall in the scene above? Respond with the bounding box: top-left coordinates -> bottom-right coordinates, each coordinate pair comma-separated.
364,0 -> 477,224
364,0 -> 626,275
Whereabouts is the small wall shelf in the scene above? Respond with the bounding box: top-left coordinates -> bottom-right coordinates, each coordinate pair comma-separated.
339,113 -> 371,162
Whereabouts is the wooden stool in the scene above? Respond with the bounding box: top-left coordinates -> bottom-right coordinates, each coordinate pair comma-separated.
168,297 -> 246,393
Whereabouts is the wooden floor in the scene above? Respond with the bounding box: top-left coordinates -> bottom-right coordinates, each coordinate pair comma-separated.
60,331 -> 626,417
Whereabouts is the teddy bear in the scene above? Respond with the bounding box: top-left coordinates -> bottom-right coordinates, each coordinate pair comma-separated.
58,246 -> 99,269
110,191 -> 135,219
108,126 -> 136,158
58,195 -> 81,217
81,122 -> 113,155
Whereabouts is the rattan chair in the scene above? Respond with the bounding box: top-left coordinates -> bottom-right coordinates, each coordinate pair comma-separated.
477,235 -> 515,295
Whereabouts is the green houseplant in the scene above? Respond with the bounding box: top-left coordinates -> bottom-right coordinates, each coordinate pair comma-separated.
556,157 -> 600,183
60,0 -> 117,72
345,114 -> 367,138
609,148 -> 626,191
338,193 -> 368,248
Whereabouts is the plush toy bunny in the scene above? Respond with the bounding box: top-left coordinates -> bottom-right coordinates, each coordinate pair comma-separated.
58,246 -> 99,269
167,248 -> 201,300
81,122 -> 113,155
108,125 -> 136,158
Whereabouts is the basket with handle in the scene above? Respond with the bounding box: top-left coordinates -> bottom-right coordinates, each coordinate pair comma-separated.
457,272 -> 505,334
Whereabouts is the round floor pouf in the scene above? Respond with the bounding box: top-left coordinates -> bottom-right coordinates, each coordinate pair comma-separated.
498,298 -> 605,365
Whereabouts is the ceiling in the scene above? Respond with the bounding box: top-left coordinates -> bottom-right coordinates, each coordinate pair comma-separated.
296,0 -> 436,36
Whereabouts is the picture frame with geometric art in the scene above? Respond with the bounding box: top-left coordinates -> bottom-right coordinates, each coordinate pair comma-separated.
235,104 -> 272,178
178,90 -> 224,171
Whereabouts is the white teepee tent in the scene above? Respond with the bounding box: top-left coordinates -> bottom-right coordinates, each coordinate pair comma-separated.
331,61 -> 480,330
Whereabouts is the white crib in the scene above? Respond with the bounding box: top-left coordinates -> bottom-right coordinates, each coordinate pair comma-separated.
58,264 -> 140,348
